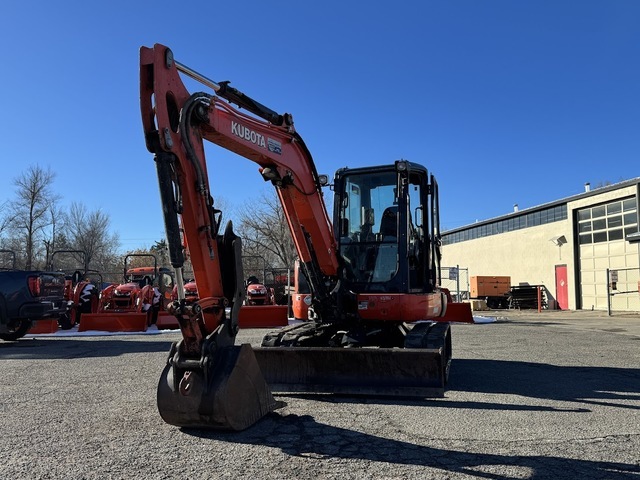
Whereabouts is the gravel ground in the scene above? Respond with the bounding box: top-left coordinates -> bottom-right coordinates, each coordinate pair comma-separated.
1,311 -> 639,479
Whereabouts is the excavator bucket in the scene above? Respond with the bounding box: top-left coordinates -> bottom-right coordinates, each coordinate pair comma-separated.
157,344 -> 277,430
78,312 -> 148,332
253,346 -> 448,397
238,305 -> 289,328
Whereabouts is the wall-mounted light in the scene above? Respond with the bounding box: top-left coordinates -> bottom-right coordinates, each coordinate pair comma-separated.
549,235 -> 567,247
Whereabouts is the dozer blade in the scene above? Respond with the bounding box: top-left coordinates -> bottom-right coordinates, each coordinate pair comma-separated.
238,305 -> 289,328
157,344 -> 277,430
28,319 -> 59,334
78,312 -> 148,332
253,346 -> 447,397
155,311 -> 180,330
441,301 -> 474,323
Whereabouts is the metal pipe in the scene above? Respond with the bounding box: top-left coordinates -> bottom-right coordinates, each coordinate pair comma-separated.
176,60 -> 284,126
287,267 -> 292,314
606,268 -> 612,316
174,267 -> 186,303
175,60 -> 221,93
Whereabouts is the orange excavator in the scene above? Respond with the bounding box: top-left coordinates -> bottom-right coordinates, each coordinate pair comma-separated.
140,44 -> 474,431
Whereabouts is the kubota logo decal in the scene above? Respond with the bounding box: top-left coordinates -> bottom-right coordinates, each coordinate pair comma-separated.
231,121 -> 266,148
231,121 -> 281,155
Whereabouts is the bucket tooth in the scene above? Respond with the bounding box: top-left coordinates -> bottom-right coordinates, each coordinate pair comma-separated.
157,344 -> 276,430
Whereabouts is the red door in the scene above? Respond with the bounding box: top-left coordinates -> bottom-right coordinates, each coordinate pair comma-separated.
555,265 -> 568,310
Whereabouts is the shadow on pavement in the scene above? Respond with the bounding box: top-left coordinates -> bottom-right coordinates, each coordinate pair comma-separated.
451,358 -> 640,410
185,413 -> 640,479
273,358 -> 640,413
0,337 -> 173,359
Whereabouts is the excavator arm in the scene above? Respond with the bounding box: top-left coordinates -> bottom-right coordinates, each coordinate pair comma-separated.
140,43 -> 346,429
141,44 -> 338,339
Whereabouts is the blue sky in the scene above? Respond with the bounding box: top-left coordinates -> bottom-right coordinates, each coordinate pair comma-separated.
1,1 -> 638,252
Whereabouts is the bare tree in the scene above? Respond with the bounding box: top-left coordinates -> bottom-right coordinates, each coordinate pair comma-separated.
43,203 -> 68,268
66,202 -> 120,273
8,165 -> 60,269
0,200 -> 10,239
237,191 -> 296,269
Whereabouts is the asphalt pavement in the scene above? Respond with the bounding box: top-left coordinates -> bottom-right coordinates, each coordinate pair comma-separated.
1,310 -> 639,479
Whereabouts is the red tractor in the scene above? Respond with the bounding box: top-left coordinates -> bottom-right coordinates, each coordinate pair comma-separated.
171,279 -> 199,304
39,250 -> 99,332
79,254 -> 173,332
244,276 -> 275,306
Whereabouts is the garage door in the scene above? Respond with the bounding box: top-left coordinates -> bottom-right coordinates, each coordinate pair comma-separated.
577,197 -> 639,311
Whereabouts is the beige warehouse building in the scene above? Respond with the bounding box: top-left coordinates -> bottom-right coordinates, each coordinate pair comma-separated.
441,178 -> 640,312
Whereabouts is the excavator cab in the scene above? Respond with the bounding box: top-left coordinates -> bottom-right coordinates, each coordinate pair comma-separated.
256,161 -> 465,396
335,161 -> 437,296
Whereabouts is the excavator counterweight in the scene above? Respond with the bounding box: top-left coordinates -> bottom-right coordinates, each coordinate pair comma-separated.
140,44 -> 473,431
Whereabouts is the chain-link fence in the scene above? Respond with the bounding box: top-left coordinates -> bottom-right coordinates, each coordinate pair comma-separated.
242,256 -> 267,285
606,266 -> 640,315
97,271 -> 127,288
440,265 -> 470,302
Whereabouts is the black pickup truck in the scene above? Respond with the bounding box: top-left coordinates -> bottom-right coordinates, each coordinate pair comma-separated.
0,270 -> 68,340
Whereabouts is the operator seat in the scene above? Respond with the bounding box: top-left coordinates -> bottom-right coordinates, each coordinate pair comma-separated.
372,207 -> 398,283
379,207 -> 398,240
